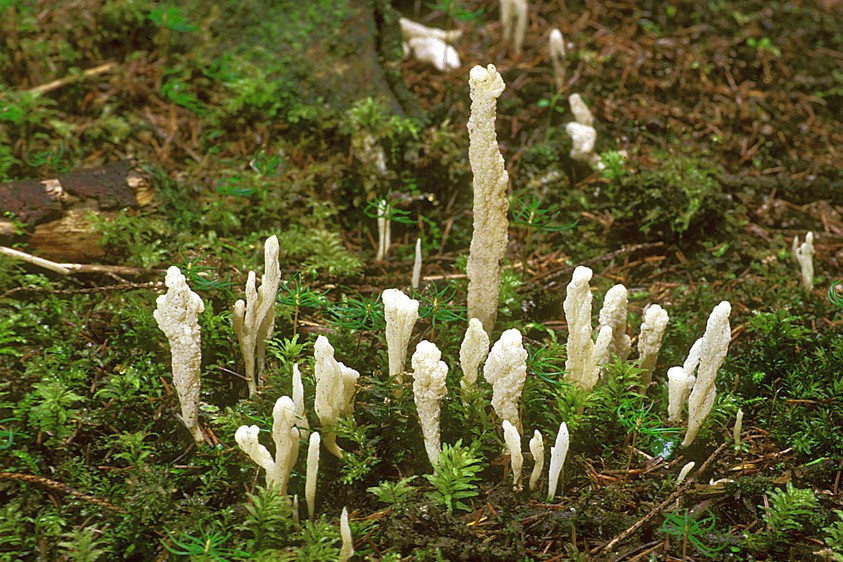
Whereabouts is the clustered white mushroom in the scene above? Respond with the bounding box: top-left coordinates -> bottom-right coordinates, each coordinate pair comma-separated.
563,266 -> 611,391
154,266 -> 205,445
235,396 -> 300,494
459,317 -> 491,392
499,0 -> 528,55
549,29 -> 567,90
466,64 -> 509,336
383,288 -> 420,384
637,304 -> 670,390
793,231 -> 815,291
565,94 -> 604,170
681,301 -> 732,447
483,328 -> 528,432
314,336 -> 360,457
411,340 -> 449,466
400,17 -> 462,72
215,62 -> 742,530
502,420 -> 523,491
232,235 -> 281,397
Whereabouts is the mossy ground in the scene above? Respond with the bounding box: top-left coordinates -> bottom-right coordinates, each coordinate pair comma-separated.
0,0 -> 842,560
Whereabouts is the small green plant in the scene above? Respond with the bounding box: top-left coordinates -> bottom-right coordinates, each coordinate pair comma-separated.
511,194 -> 577,276
163,528 -> 250,562
424,440 -> 484,514
26,381 -> 84,441
57,526 -> 111,562
266,334 -> 311,373
240,486 -> 296,551
329,291 -> 385,333
829,280 -> 843,311
147,5 -> 198,32
250,151 -> 285,179
599,150 -> 626,182
345,97 -> 420,141
295,516 -> 342,562
161,77 -> 207,116
762,481 -> 819,535
0,417 -> 17,450
336,419 -> 380,485
427,0 -> 485,23
537,94 -> 567,142
23,141 -> 68,173
276,275 -> 329,335
746,37 -> 781,58
535,380 -> 591,433
276,228 -> 363,278
525,338 -> 566,384
0,316 -> 24,356
179,257 -> 236,298
616,396 -> 681,459
822,510 -> 843,561
90,210 -> 170,268
415,282 -> 465,338
107,430 -> 156,467
367,476 -> 418,506
660,509 -> 726,558
0,500 -> 27,558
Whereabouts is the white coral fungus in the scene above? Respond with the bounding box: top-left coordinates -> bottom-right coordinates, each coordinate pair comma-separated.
154,266 -> 205,445
411,340 -> 449,466
483,328 -> 528,432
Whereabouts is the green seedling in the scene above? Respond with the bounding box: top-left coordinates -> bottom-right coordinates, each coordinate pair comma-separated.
660,509 -> 726,558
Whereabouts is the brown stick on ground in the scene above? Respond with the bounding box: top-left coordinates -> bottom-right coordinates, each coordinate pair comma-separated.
593,441 -> 729,556
0,472 -> 127,514
0,246 -> 157,277
28,62 -> 117,95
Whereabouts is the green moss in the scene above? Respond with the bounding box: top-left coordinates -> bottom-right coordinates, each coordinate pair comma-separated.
606,155 -> 725,241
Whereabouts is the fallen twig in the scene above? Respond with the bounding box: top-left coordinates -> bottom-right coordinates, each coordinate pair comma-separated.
0,245 -> 156,277
28,62 -> 117,95
0,471 -> 127,514
594,441 -> 729,556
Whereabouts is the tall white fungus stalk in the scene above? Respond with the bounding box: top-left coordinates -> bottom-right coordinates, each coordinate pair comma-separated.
466,64 -> 509,336
154,266 -> 205,445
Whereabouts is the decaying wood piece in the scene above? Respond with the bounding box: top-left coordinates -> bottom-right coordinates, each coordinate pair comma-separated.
0,160 -> 153,261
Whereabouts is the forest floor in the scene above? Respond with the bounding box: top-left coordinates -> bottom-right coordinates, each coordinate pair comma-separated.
0,0 -> 842,560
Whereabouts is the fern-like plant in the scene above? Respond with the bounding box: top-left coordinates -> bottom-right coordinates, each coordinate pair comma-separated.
368,476 -> 418,506
240,486 -> 296,550
424,440 -> 484,514
0,317 -> 23,357
763,481 -> 819,535
295,516 -> 341,562
823,510 -> 843,561
163,528 -> 250,562
58,526 -> 111,562
660,509 -> 725,559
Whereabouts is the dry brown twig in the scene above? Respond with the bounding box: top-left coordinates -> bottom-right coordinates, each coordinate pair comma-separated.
594,441 -> 730,556
0,245 -> 157,277
0,471 -> 127,514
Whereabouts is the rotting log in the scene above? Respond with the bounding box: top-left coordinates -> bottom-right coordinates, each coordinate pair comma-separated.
0,159 -> 153,262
